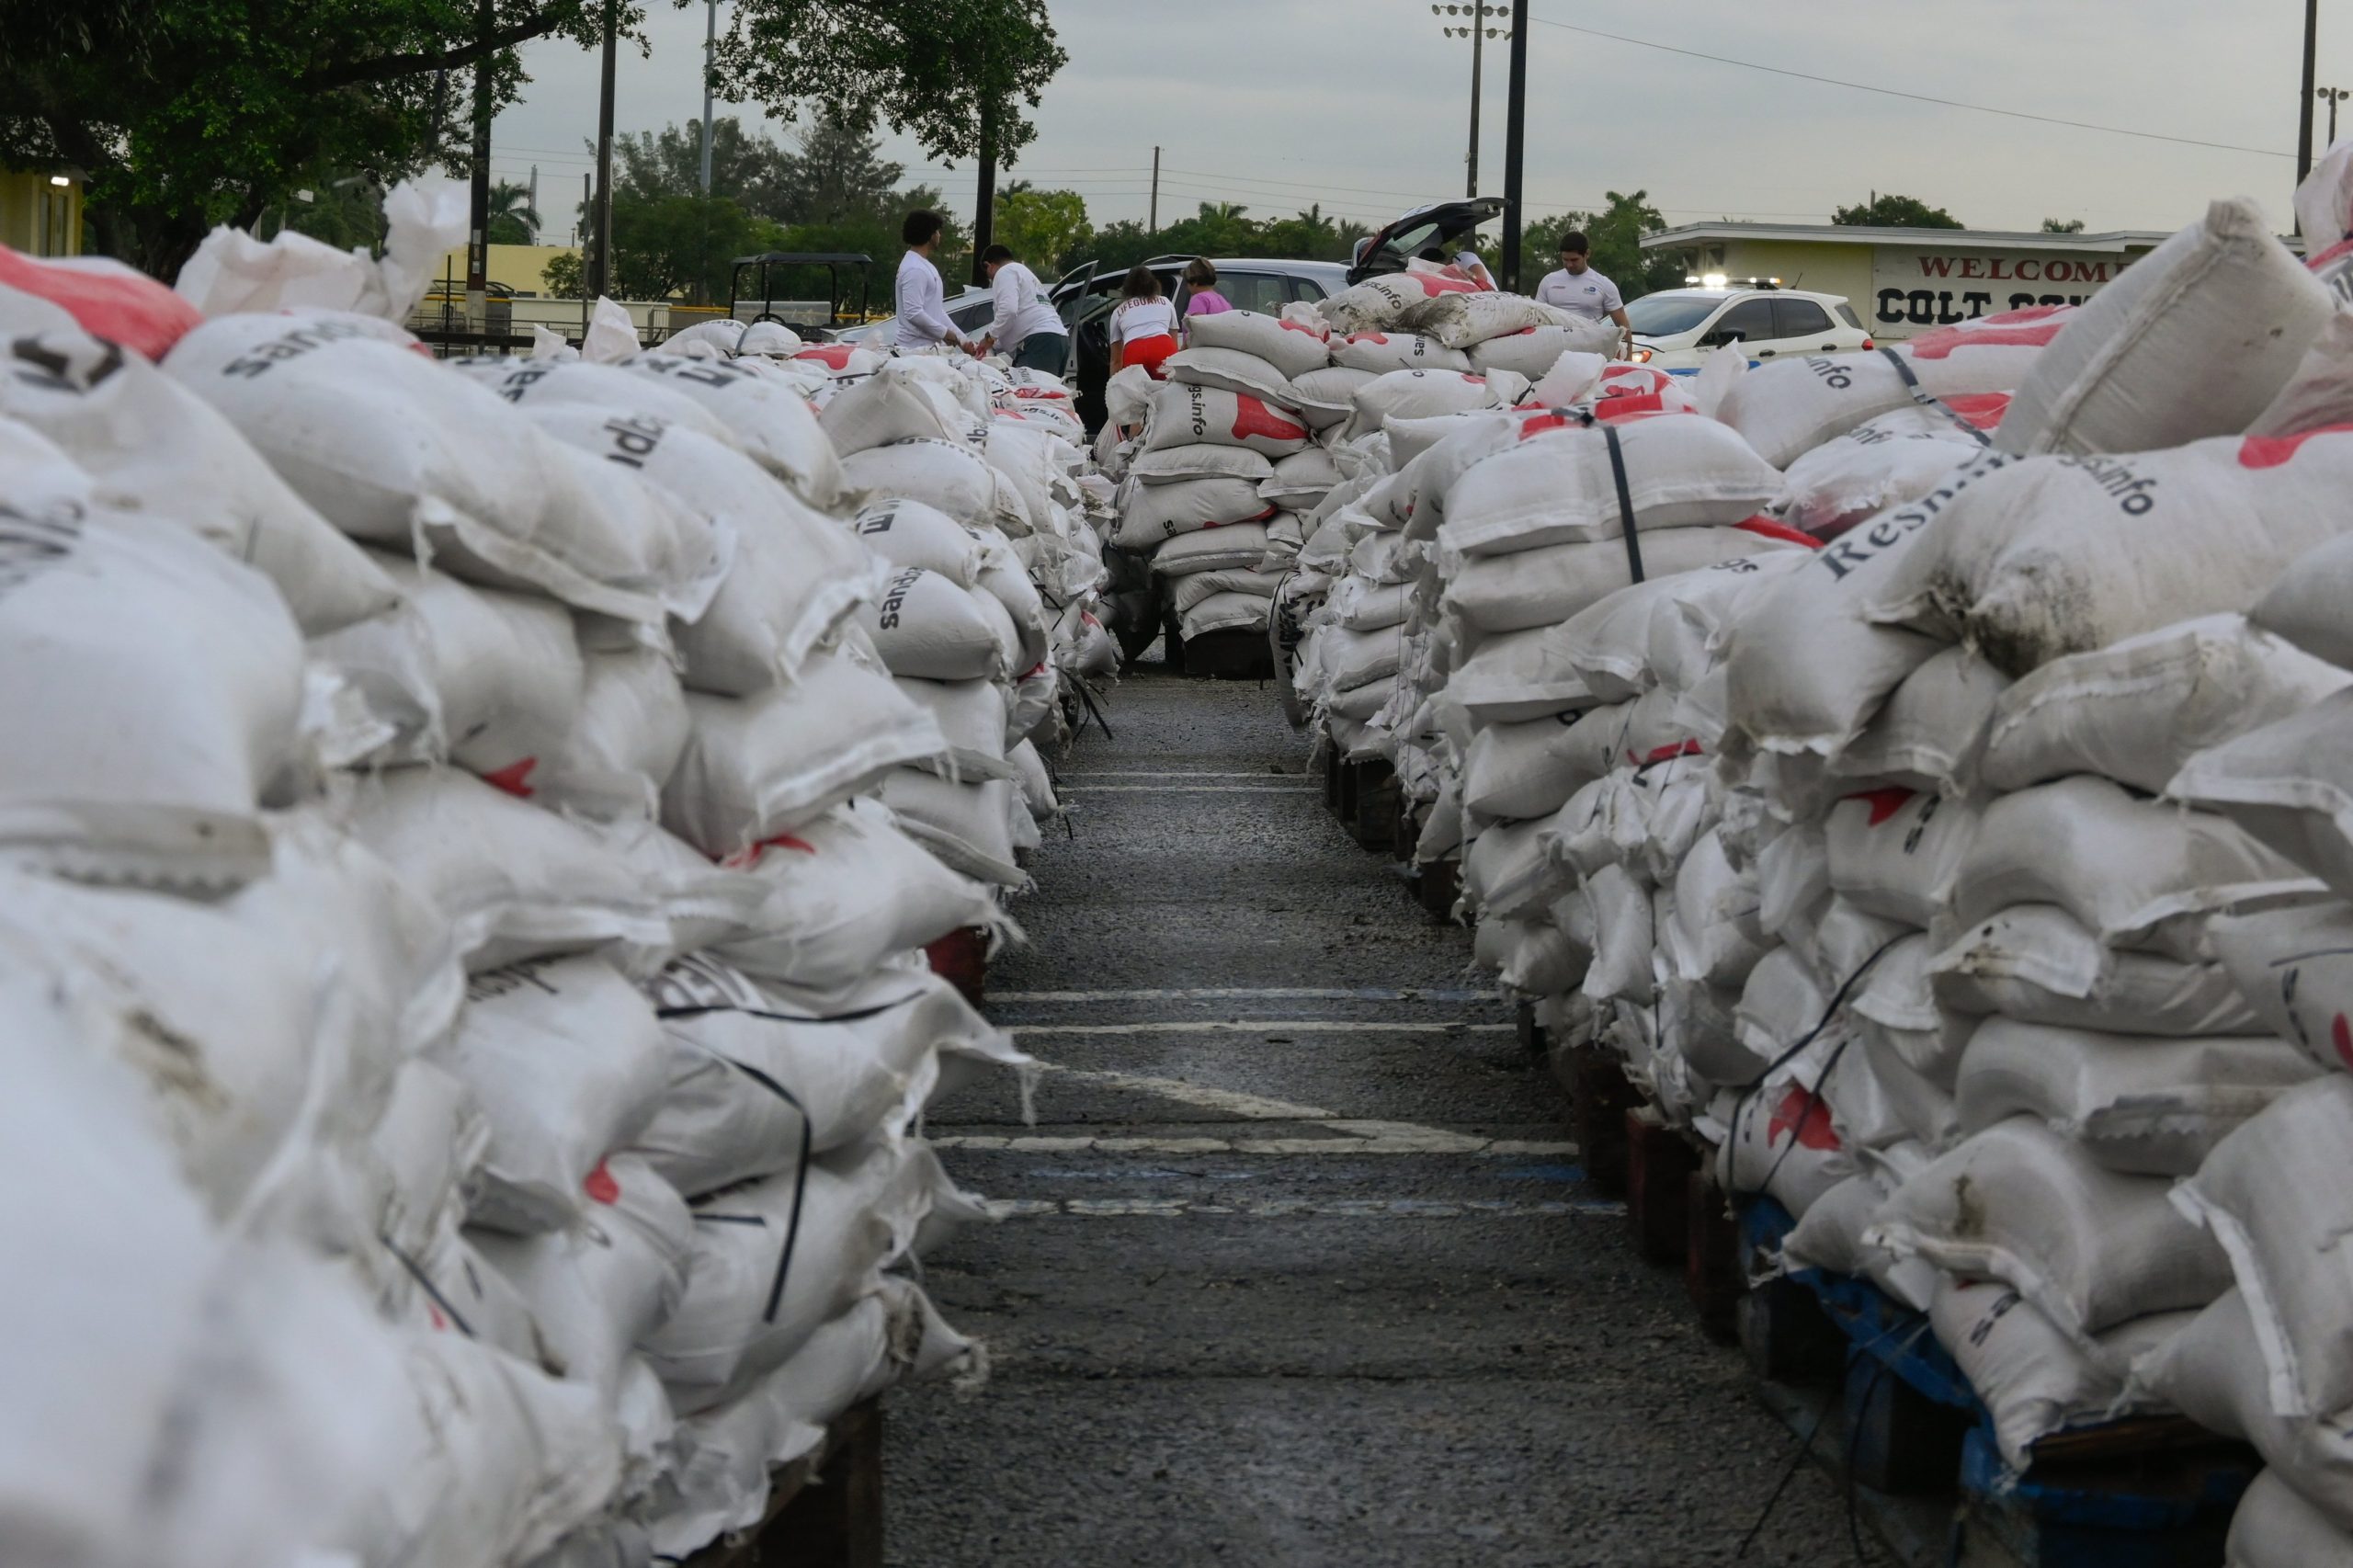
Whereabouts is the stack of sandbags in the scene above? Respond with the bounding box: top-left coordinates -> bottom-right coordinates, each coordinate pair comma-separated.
0,187 -> 1120,1568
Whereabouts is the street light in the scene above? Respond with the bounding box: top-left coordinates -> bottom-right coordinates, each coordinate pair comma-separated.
2324,85 -> 2350,147
1432,3 -> 1512,197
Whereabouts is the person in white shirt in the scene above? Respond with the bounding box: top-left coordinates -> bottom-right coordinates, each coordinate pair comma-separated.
1535,230 -> 1631,353
1453,248 -> 1496,290
972,243 -> 1068,371
892,210 -> 968,352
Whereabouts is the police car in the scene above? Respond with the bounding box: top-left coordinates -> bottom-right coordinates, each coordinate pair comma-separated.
1624,279 -> 1871,372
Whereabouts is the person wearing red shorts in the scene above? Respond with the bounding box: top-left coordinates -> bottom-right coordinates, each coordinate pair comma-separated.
1111,265 -> 1180,380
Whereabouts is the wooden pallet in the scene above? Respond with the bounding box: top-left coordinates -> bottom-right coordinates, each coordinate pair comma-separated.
1180,627 -> 1273,680
923,926 -> 988,1008
1415,857 -> 1461,922
1563,1044 -> 1641,1197
682,1399 -> 885,1568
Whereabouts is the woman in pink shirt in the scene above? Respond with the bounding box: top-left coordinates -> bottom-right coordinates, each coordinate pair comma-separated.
1182,258 -> 1232,335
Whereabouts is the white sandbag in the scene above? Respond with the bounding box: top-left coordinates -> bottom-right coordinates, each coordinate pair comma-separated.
1412,289 -> 1584,349
1829,644 -> 2008,792
1823,786 -> 1980,927
839,436 -> 997,527
893,675 -> 1012,781
1580,863 -> 1656,1004
880,770 -> 1025,886
2169,690 -> 2353,904
2253,529 -> 2353,671
1723,449 -> 2017,758
1330,330 -> 1473,374
1984,615 -> 2349,796
1717,1041 -> 1857,1218
637,958 -> 1025,1188
471,1153 -> 693,1396
1865,1117 -> 2231,1343
308,552 -> 582,785
1131,444 -> 1275,487
529,404 -> 874,695
1443,522 -> 1811,635
1720,310 -> 2062,467
1665,829 -> 1769,987
1460,710 -> 1620,824
1461,818 -> 1563,922
1186,309 -> 1333,380
164,315 -> 683,621
1773,403 -> 1991,539
1445,623 -> 1596,724
1180,591 -> 1271,639
858,567 -> 1008,681
1317,269 -> 1483,334
662,653 -> 947,857
451,355 -> 740,447
1933,903 -> 2259,1038
1438,414 -> 1784,559
1782,1170 -> 1939,1309
1949,776 -> 2320,960
1165,346 -> 1300,410
1289,366 -> 1380,428
1111,476 -> 1273,548
1955,1017 -> 2316,1176
2228,1469 -> 2353,1566
1139,381 -> 1312,458
818,360 -> 972,455
540,643 -> 691,818
435,956 -> 669,1233
1550,551 -> 1811,702
1261,447 -> 1342,508
0,324 -> 401,634
1996,199 -> 2334,458
1868,429 -> 2353,679
0,498 -> 304,890
1151,520 -> 1276,576
1469,321 -> 1623,379
618,352 -> 845,506
848,495 -> 985,585
1347,368 -> 1513,435
2209,900 -> 2353,1072
1473,915 -> 1590,995
644,1141 -> 960,1413
2172,1078 -> 2353,1420
1929,1278 -> 2187,1472
1173,566 -> 1289,614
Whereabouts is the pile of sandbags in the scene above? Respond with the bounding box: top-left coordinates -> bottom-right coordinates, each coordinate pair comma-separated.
1284,173 -> 2353,1519
0,182 -> 1119,1568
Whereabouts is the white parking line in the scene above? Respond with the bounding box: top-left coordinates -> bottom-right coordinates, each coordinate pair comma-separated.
994,1197 -> 1623,1219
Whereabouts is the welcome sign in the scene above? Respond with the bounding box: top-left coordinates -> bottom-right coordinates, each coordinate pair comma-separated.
1868,247 -> 2134,333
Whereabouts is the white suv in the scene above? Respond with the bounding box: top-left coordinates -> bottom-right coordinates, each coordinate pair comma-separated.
1624,286 -> 1870,373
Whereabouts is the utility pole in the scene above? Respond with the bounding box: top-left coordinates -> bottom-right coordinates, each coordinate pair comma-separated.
589,0 -> 617,301
466,0 -> 493,331
1467,0 -> 1486,196
2301,0 -> 2321,187
1150,146 -> 1161,233
2325,85 -> 2350,148
1501,0 -> 1529,289
696,0 -> 715,194
972,67 -> 998,287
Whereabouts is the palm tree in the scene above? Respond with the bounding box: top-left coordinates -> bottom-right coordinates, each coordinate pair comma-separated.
486,179 -> 540,245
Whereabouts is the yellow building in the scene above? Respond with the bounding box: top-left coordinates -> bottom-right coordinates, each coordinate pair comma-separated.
1,169 -> 84,256
428,242 -> 577,297
1640,222 -> 2172,340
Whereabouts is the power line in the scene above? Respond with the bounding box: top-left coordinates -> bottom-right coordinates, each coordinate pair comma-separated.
1525,14 -> 2295,159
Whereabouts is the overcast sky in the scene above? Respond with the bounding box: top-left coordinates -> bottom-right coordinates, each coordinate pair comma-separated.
490,0 -> 2330,244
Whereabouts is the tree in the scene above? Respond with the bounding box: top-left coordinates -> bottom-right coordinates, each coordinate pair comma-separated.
1520,190 -> 1684,301
486,178 -> 539,244
1833,193 -> 1964,229
994,187 -> 1091,270
609,192 -> 767,302
542,248 -> 583,299
770,108 -> 906,226
6,0 -> 1063,277
2040,216 -> 2086,234
615,117 -> 793,218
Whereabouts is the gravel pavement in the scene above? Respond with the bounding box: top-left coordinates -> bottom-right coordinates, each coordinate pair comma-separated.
886,668 -> 1897,1568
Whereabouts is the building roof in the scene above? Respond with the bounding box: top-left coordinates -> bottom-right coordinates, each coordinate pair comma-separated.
1640,221 -> 2173,254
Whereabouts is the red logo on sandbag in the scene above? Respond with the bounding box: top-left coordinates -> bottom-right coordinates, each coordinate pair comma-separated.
1347,332 -> 1392,347
794,344 -> 858,368
1229,395 -> 1306,442
1734,516 -> 1821,549
2238,424 -> 2353,468
1279,320 -> 1328,339
1904,305 -> 2070,359
1514,409 -> 1585,440
1768,1083 -> 1841,1152
722,833 -> 818,869
1847,786 -> 1915,826
2333,1014 -> 2353,1072
1944,392 -> 2011,431
481,758 -> 538,798
583,1159 -> 620,1205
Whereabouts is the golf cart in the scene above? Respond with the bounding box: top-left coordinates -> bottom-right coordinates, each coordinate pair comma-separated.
1346,196 -> 1506,284
727,252 -> 875,341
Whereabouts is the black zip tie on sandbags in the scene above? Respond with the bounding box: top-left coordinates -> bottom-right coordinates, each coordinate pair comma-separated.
1729,930 -> 1912,1199
1877,345 -> 1993,447
381,1235 -> 474,1339
1600,419 -> 1648,584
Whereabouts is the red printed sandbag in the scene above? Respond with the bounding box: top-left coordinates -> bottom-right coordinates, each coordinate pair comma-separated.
1138,381 -> 1310,459
0,245 -> 203,359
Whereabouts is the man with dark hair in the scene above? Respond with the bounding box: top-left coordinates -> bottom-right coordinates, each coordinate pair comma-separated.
893,209 -> 969,352
973,242 -> 1069,372
1537,230 -> 1631,353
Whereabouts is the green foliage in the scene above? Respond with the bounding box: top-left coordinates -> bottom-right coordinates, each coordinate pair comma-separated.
1517,190 -> 1684,300
608,193 -> 772,303
770,108 -> 906,225
1075,202 -> 1368,274
1833,193 -> 1964,229
6,0 -> 1062,278
486,178 -> 539,244
993,187 -> 1092,271
2040,216 -> 2086,234
616,117 -> 793,218
543,247 -> 584,299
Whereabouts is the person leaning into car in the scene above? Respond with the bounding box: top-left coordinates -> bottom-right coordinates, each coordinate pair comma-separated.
1537,231 -> 1632,356
972,243 -> 1070,372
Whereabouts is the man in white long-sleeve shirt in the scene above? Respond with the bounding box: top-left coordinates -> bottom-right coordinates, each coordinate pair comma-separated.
892,210 -> 968,352
973,243 -> 1070,372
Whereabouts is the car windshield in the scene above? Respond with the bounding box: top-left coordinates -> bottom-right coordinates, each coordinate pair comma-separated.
1626,297 -> 1725,337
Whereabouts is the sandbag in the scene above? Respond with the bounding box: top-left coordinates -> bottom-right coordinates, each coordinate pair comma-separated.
618,352 -> 845,506
1865,1117 -> 2231,1344
1180,591 -> 1271,639
1329,330 -> 1473,375
1934,903 -> 2259,1038
838,437 -> 997,528
1111,476 -> 1274,548
1165,346 -> 1300,410
2169,690 -> 2353,904
817,360 -> 972,455
1151,520 -> 1275,575
1982,615 -> 2348,795
1468,321 -> 1623,379
1996,199 -> 2334,457
1288,366 -> 1379,428
2253,530 -> 2353,669
1929,1278 -> 2186,1472
2228,1469 -> 2353,1566
1186,309 -> 1333,380
435,956 -> 670,1233
1442,522 -> 1810,634
1773,403 -> 1991,539
540,644 -> 692,818
1823,786 -> 1980,927
451,355 -> 740,447
1437,414 -> 1784,559
662,653 -> 946,857
1138,381 -> 1311,459
1347,368 -> 1513,435
1829,644 -> 2007,793
858,567 -> 1009,681
879,771 -> 1025,886
1129,444 -> 1275,487
2209,901 -> 2353,1071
